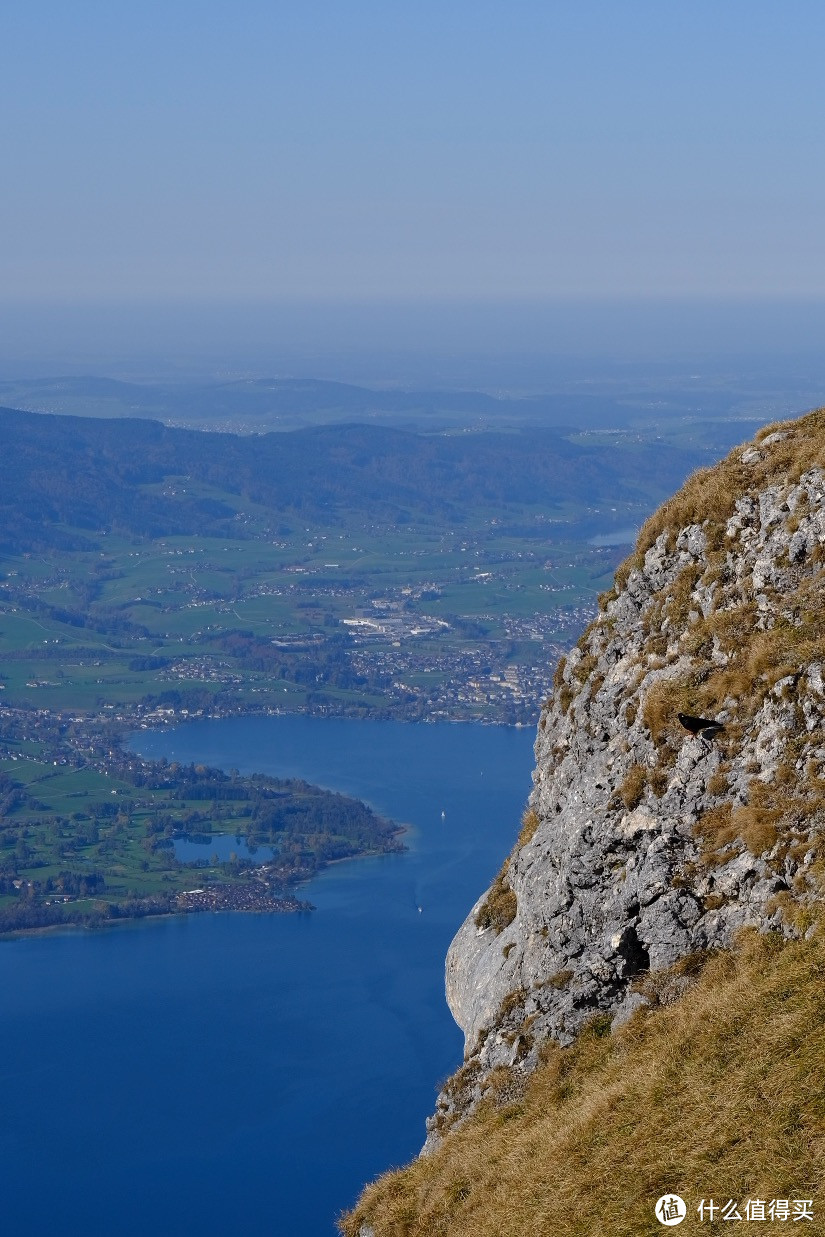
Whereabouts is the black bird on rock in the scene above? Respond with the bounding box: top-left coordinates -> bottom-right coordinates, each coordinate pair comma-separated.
677,712 -> 725,746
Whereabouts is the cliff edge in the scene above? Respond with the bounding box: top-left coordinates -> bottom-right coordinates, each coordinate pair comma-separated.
342,410 -> 825,1237
429,410 -> 825,1141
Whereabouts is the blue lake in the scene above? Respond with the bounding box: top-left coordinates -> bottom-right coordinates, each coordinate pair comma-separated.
0,715 -> 535,1237
588,526 -> 637,546
172,833 -> 276,863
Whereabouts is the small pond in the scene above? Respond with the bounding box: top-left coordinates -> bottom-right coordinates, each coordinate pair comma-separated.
171,833 -> 276,863
588,526 -> 637,546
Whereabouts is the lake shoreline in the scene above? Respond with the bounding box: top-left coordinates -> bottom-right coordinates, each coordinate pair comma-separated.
0,708 -> 407,939
2,713 -> 536,1237
0,810 -> 411,942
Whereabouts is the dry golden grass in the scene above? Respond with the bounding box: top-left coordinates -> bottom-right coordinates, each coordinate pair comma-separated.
556,409 -> 825,736
340,927 -> 825,1237
518,808 -> 540,847
635,565 -> 825,865
473,868 -> 517,933
556,409 -> 825,852
609,407 -> 825,613
552,655 -> 574,714
496,988 -> 525,1020
693,763 -> 822,862
707,767 -> 730,798
695,802 -> 781,858
573,651 -> 599,685
619,764 -> 647,810
641,679 -> 694,760
632,948 -> 718,1008
631,408 -> 825,562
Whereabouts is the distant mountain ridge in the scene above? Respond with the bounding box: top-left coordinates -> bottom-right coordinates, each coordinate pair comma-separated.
0,405 -> 709,554
0,374 -> 641,431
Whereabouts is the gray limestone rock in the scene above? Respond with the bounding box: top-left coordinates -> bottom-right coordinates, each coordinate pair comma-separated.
424,441 -> 825,1150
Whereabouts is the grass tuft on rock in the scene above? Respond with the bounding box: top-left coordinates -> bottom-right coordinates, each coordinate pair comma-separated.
474,868 -> 517,933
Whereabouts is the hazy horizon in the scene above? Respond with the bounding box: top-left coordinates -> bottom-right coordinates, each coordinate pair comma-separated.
3,298 -> 825,389
4,4 -> 825,395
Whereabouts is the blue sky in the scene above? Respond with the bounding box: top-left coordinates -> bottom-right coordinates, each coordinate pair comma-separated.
3,0 -> 825,306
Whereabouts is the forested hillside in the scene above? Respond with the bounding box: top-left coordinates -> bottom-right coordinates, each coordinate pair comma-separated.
0,406 -> 707,553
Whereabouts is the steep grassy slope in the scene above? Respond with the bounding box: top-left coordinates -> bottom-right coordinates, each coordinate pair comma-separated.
341,925 -> 825,1236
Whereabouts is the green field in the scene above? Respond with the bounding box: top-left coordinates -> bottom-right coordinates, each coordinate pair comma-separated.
0,402 -> 777,932
0,406 -> 758,724
0,719 -> 401,935
0,506 -> 625,724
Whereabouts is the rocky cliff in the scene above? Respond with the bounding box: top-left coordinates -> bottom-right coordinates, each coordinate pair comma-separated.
426,410 -> 825,1147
